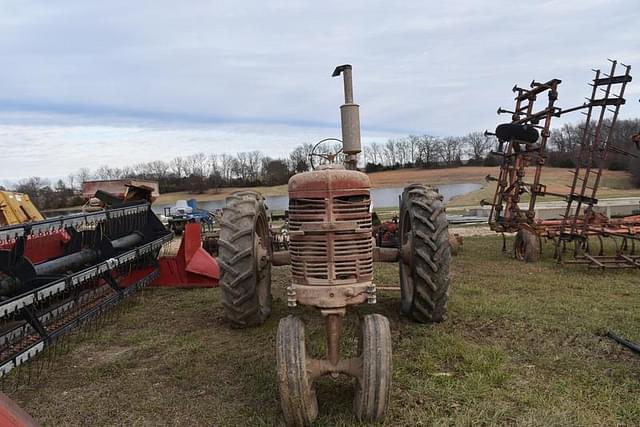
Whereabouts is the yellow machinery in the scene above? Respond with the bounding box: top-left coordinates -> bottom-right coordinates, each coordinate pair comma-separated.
0,191 -> 44,226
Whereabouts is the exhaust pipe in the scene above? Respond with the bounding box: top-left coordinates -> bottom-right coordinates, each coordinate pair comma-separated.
332,64 -> 361,170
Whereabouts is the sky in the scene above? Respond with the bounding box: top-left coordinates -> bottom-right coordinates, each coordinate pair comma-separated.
0,0 -> 639,182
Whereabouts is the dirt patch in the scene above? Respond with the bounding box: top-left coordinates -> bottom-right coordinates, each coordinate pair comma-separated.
72,345 -> 132,366
449,224 -> 494,237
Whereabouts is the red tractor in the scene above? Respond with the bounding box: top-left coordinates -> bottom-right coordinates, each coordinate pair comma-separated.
217,65 -> 451,425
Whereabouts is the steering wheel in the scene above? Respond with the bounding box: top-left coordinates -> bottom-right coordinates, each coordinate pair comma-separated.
309,138 -> 343,170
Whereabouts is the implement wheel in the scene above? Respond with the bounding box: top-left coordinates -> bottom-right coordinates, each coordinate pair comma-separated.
399,184 -> 450,323
277,316 -> 318,427
219,191 -> 272,328
514,229 -> 540,262
353,314 -> 392,422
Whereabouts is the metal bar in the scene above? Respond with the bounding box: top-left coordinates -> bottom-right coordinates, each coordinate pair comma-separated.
0,268 -> 159,378
0,203 -> 150,242
607,331 -> 640,355
0,233 -> 171,320
325,314 -> 342,366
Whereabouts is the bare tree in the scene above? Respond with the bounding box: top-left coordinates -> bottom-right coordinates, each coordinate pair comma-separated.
407,135 -> 420,164
462,131 -> 493,161
170,157 -> 186,178
549,123 -> 582,154
233,152 -> 250,181
440,137 -> 462,167
247,150 -> 263,181
209,154 -> 219,176
289,143 -> 314,173
396,138 -> 408,166
416,135 -> 439,168
66,174 -> 76,191
121,166 -> 135,178
75,167 -> 92,185
146,160 -> 170,179
383,140 -> 397,166
369,142 -> 383,164
219,154 -> 234,181
183,153 -> 207,177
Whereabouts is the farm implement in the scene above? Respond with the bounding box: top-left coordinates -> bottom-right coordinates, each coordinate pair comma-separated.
485,59 -> 640,268
0,200 -> 218,386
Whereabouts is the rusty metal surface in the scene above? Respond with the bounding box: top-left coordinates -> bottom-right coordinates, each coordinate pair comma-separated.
332,64 -> 361,169
287,168 -> 373,308
373,246 -> 399,263
486,60 -> 638,270
554,61 -> 634,261
487,79 -> 561,233
271,250 -> 291,266
81,179 -> 159,202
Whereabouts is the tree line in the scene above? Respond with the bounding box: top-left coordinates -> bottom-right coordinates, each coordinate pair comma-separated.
547,118 -> 640,186
2,118 -> 638,211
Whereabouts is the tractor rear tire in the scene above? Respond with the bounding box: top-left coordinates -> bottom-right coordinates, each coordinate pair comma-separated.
277,316 -> 318,427
513,229 -> 540,262
399,184 -> 450,323
219,191 -> 272,328
353,314 -> 392,422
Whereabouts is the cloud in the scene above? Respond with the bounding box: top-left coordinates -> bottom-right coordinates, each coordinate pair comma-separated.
0,114 -> 401,180
0,0 -> 638,179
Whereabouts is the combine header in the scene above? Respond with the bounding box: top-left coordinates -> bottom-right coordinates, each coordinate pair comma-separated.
485,59 -> 639,268
0,199 -> 218,381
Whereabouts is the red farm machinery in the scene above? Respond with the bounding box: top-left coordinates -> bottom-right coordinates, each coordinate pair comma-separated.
485,59 -> 640,269
0,197 -> 218,420
216,65 -> 451,425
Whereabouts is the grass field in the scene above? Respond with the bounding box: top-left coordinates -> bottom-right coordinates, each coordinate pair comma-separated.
9,235 -> 640,426
155,167 -> 640,210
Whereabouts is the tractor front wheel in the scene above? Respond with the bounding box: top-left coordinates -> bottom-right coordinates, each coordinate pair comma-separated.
353,314 -> 392,422
277,316 -> 318,427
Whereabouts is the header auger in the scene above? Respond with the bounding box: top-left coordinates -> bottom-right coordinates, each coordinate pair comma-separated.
0,191 -> 219,393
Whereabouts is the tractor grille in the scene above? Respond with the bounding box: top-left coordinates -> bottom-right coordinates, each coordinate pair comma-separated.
333,196 -> 372,230
288,198 -> 326,229
289,194 -> 373,284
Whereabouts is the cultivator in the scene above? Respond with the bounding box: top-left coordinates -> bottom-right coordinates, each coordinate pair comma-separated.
486,78 -> 562,232
0,202 -> 172,379
486,60 -> 639,268
552,61 -> 638,268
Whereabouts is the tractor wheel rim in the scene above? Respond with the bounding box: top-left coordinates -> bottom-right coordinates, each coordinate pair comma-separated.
254,214 -> 270,311
399,209 -> 414,308
515,240 -> 525,260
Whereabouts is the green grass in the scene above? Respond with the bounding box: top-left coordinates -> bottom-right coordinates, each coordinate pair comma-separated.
10,235 -> 640,426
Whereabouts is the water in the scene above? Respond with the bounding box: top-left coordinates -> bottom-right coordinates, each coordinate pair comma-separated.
153,182 -> 482,214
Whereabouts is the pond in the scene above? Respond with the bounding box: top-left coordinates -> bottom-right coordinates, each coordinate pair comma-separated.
153,182 -> 482,214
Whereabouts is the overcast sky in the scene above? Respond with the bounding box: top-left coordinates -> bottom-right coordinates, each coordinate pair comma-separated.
0,0 -> 639,182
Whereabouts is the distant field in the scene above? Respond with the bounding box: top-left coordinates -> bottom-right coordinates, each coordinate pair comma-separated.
10,235 -> 640,425
156,167 -> 640,210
